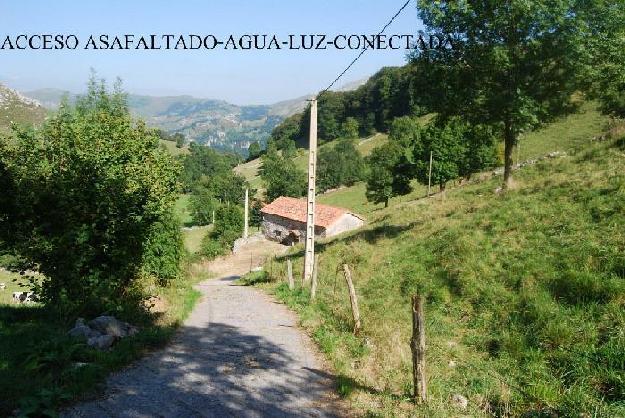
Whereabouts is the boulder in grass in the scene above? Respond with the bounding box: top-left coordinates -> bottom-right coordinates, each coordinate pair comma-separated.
0,283 -> 5,290
87,334 -> 115,350
68,318 -> 102,340
68,315 -> 139,350
89,315 -> 135,338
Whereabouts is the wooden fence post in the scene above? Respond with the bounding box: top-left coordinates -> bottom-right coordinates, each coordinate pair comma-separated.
287,259 -> 294,290
411,294 -> 427,404
311,255 -> 319,300
342,264 -> 361,335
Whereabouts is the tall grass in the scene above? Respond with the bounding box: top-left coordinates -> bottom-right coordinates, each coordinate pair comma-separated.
252,107 -> 625,416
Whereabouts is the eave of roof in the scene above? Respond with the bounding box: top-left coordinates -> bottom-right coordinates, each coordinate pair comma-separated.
261,196 -> 352,228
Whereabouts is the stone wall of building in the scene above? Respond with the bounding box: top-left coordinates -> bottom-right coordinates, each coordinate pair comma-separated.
261,213 -> 325,243
325,213 -> 365,236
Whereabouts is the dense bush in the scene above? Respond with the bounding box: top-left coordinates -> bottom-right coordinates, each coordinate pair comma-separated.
141,209 -> 185,283
365,141 -> 412,207
180,142 -> 240,192
318,138 -> 366,193
189,186 -> 219,226
0,79 -> 181,314
412,118 -> 498,190
259,143 -> 307,202
200,205 -> 244,259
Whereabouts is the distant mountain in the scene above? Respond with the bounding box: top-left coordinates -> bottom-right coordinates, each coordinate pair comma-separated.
0,84 -> 47,134
22,77 -> 368,155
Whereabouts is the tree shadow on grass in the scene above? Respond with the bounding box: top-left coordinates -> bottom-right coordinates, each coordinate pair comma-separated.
303,368 -> 409,403
0,303 -> 175,417
62,322 -> 341,417
0,304 -> 67,415
277,220 -> 420,261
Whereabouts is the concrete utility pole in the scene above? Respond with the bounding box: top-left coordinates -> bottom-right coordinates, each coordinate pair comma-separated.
303,97 -> 318,284
244,188 -> 249,239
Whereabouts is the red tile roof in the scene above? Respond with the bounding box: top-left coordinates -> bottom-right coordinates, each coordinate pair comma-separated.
261,196 -> 349,228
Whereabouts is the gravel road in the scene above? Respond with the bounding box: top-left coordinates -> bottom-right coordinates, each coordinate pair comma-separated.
63,240 -> 343,418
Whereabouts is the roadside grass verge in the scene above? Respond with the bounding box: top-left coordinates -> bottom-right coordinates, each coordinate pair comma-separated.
0,262 -> 205,416
247,113 -> 624,415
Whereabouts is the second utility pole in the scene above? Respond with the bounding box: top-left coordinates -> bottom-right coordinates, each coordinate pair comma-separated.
303,97 -> 318,284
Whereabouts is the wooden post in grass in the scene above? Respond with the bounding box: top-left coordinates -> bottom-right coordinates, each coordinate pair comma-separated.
244,188 -> 249,240
287,259 -> 294,290
411,294 -> 427,403
311,255 -> 319,300
342,264 -> 361,335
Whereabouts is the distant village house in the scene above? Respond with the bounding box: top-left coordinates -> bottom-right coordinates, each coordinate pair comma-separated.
261,196 -> 364,245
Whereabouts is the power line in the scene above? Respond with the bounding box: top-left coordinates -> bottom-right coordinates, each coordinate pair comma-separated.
321,0 -> 413,94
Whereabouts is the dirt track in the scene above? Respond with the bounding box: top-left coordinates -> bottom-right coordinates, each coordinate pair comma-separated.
63,238 -> 344,418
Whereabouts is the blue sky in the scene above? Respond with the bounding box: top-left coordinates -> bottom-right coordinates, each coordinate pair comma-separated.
0,0 -> 423,105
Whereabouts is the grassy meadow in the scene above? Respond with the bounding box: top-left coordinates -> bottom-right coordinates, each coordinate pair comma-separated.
159,139 -> 190,157
234,133 -> 390,198
245,104 -> 625,416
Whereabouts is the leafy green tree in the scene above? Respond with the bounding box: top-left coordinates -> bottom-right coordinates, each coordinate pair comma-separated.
341,117 -> 360,139
413,119 -> 466,191
212,205 -> 244,243
366,141 -> 412,207
583,1 -> 625,117
269,113 -> 303,149
412,0 -> 590,189
208,172 -> 247,205
247,141 -> 262,160
260,143 -> 307,201
173,133 -> 185,148
189,186 -> 219,226
200,205 -> 244,259
0,78 -> 181,313
459,124 -> 499,180
318,138 -> 366,192
317,91 -> 345,141
388,116 -> 423,148
141,210 -> 185,283
250,199 -> 263,227
189,170 -> 247,226
181,143 -> 239,191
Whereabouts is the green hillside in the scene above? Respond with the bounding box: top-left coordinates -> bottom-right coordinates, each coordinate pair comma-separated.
0,84 -> 47,134
234,133 -> 389,194
159,139 -> 190,157
248,105 -> 625,416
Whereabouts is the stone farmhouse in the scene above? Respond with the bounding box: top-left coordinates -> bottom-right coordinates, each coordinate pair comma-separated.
260,196 -> 364,245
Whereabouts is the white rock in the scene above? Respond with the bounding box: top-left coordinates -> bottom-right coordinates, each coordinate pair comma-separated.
448,360 -> 456,368
0,282 -> 5,290
451,394 -> 468,410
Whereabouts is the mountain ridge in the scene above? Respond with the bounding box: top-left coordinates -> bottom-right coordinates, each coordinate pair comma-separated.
21,78 -> 366,154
